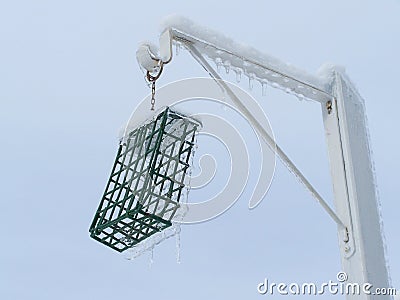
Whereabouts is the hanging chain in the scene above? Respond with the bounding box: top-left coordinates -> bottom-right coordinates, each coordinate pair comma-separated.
150,81 -> 156,110
146,61 -> 164,111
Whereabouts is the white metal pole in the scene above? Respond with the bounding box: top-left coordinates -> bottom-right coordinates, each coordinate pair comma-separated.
322,71 -> 391,299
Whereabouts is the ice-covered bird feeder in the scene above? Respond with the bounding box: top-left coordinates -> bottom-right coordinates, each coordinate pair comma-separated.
89,107 -> 200,252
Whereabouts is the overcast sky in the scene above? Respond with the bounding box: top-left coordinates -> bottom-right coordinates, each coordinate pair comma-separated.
1,1 -> 399,299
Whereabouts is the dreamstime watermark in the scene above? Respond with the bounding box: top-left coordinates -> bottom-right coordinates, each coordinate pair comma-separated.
257,272 -> 397,296
127,77 -> 276,223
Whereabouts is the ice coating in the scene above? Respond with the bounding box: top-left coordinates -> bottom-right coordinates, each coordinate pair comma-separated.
136,41 -> 160,72
333,70 -> 392,288
124,224 -> 181,260
136,18 -> 393,287
160,15 -> 332,103
338,71 -> 393,286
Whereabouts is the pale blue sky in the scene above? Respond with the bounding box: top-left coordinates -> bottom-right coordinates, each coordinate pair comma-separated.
1,1 -> 399,299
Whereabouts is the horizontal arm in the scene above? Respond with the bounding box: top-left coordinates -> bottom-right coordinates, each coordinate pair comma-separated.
160,16 -> 333,103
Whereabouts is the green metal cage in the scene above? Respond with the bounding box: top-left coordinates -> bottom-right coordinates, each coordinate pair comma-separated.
89,107 -> 200,252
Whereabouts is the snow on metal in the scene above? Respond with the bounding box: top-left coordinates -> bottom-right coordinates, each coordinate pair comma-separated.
157,16 -> 393,299
160,15 -> 332,103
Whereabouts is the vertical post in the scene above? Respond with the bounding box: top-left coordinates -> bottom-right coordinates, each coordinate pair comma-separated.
322,71 -> 391,299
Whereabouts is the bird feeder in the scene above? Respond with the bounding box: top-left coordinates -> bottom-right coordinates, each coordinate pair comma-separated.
89,107 -> 200,252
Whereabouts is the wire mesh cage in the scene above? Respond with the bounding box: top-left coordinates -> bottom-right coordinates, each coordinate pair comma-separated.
89,107 -> 200,252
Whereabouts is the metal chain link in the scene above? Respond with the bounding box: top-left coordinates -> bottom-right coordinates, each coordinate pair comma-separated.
146,62 -> 164,111
151,81 -> 156,110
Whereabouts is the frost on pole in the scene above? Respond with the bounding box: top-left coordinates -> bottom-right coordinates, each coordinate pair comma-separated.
89,107 -> 200,252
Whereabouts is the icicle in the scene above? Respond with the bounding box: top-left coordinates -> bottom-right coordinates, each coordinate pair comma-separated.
234,69 -> 242,83
248,73 -> 255,90
215,57 -> 222,73
176,228 -> 181,264
261,81 -> 268,96
175,43 -> 181,56
149,246 -> 154,268
223,60 -> 231,74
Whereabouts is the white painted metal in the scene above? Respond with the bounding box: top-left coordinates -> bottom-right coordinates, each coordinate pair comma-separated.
186,42 -> 346,230
161,24 -> 332,103
322,71 -> 391,298
156,20 -> 392,299
159,29 -> 173,63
